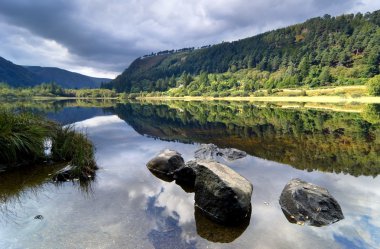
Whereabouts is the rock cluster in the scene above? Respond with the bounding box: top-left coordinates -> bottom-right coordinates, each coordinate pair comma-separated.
147,149 -> 252,225
147,149 -> 344,228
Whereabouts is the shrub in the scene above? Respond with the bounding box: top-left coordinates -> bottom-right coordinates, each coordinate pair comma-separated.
367,75 -> 380,96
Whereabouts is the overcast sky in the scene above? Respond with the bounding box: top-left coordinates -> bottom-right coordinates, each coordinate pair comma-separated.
0,0 -> 379,78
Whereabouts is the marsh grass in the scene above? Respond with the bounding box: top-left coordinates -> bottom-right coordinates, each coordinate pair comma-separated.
0,110 -> 97,180
0,111 -> 55,166
51,125 -> 97,180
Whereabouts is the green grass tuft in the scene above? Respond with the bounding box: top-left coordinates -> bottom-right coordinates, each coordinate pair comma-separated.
0,110 -> 97,180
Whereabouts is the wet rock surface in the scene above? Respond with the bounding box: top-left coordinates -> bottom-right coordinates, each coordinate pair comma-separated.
146,149 -> 185,176
173,161 -> 197,190
194,144 -> 247,162
279,178 -> 344,227
146,150 -> 253,226
193,160 -> 253,225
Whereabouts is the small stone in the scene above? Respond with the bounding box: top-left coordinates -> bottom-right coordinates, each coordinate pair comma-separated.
34,215 -> 44,220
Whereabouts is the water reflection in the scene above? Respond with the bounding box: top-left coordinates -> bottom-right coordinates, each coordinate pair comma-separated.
194,206 -> 250,243
109,101 -> 380,177
0,102 -> 379,249
146,190 -> 197,249
0,163 -> 95,224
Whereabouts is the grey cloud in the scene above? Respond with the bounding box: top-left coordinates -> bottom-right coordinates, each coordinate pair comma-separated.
0,0 -> 378,77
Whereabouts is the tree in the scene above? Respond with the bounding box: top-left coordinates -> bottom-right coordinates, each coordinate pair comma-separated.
367,75 -> 380,96
298,57 -> 310,79
319,67 -> 332,84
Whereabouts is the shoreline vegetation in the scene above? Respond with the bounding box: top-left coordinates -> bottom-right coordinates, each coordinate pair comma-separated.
1,82 -> 380,104
0,110 -> 97,180
136,95 -> 380,103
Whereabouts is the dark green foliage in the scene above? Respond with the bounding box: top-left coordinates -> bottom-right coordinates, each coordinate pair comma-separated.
104,10 -> 380,93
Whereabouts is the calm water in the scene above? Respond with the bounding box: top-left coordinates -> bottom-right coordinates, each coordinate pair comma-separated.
0,100 -> 379,249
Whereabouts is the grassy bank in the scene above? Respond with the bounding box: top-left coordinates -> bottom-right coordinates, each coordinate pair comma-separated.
138,95 -> 380,104
131,85 -> 380,103
0,111 -> 97,180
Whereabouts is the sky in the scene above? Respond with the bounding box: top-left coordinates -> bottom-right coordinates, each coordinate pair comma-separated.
0,0 -> 379,79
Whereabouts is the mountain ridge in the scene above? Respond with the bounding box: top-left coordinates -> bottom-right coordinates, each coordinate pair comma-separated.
0,56 -> 111,88
104,10 -> 380,94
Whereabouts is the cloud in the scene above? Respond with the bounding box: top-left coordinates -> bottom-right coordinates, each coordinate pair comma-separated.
0,0 -> 379,78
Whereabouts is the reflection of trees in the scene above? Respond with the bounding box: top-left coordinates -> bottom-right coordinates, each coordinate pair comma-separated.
1,99 -> 116,114
110,102 -> 380,177
362,104 -> 380,124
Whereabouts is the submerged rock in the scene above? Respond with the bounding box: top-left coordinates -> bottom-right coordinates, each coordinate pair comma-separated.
146,149 -> 185,177
193,160 -> 253,225
219,148 -> 247,161
52,165 -> 76,181
194,144 -> 247,161
52,165 -> 94,182
279,178 -> 344,227
194,144 -> 219,160
34,215 -> 44,220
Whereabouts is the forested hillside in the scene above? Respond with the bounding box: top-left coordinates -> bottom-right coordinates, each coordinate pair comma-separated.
104,10 -> 380,95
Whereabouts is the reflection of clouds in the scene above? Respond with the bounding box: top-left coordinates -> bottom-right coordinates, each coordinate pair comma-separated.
1,113 -> 379,249
73,115 -> 125,128
152,183 -> 195,225
77,115 -> 380,249
224,155 -> 380,249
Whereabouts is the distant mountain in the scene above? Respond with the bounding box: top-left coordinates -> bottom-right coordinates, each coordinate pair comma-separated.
0,56 -> 111,88
25,66 -> 111,89
0,56 -> 41,87
104,10 -> 380,93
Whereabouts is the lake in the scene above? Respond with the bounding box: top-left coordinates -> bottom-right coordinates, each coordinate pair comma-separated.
0,100 -> 379,249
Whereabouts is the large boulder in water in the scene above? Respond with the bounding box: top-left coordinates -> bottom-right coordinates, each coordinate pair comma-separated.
146,149 -> 185,177
193,160 -> 253,225
279,178 -> 344,227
